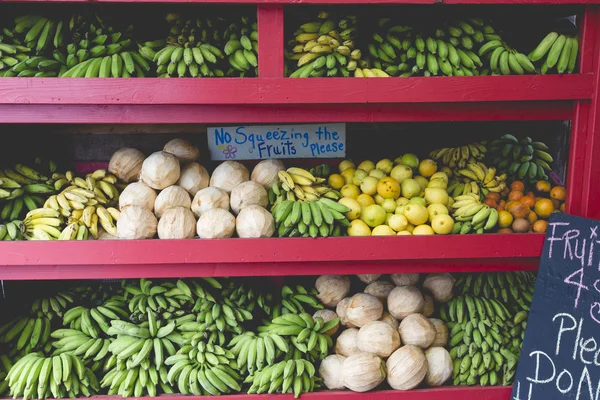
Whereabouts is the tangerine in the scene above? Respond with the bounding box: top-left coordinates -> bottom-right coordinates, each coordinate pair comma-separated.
483,198 -> 497,208
498,211 -> 514,229
536,180 -> 551,193
521,195 -> 535,208
534,198 -> 554,220
498,227 -> 514,234
526,191 -> 536,198
528,212 -> 538,224
507,201 -> 530,219
511,181 -> 525,192
551,186 -> 566,201
533,220 -> 549,233
487,193 -> 501,202
508,191 -> 524,201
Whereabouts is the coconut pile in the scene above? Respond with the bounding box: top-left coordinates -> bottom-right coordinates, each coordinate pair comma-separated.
107,139 -> 278,240
315,273 -> 455,392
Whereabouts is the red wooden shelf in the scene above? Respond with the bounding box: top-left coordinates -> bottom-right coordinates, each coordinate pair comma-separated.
0,234 -> 543,280
0,0 -> 597,3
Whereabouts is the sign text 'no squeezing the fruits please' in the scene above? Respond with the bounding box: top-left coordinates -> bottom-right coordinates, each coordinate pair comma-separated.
207,123 -> 346,160
512,213 -> 600,400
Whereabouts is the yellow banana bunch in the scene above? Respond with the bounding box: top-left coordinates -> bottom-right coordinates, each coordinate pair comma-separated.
450,194 -> 499,234
271,168 -> 339,206
429,142 -> 487,172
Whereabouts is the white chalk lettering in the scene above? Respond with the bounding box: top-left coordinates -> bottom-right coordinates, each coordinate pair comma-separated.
557,369 -> 574,393
554,313 -> 577,356
528,351 -> 556,384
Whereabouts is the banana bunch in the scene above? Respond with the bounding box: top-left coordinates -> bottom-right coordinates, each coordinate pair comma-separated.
353,68 -> 389,77
450,194 -> 499,234
429,142 -> 487,172
272,168 -> 341,204
7,352 -> 99,399
271,198 -> 350,238
0,220 -> 25,241
0,27 -> 32,77
221,282 -> 273,316
51,329 -> 112,365
451,162 -> 508,197
287,12 -> 361,78
478,38 -> 535,76
62,299 -> 129,339
0,355 -> 14,395
271,285 -> 324,319
101,364 -> 173,397
365,18 -> 489,77
264,312 -> 337,357
0,163 -> 58,223
307,164 -> 331,179
228,331 -> 290,374
245,348 -> 320,397
454,271 -> 535,314
178,297 -> 253,340
488,134 -> 553,183
0,315 -> 52,356
440,292 -> 526,386
529,32 -> 579,74
164,334 -> 241,395
123,279 -> 196,314
223,16 -> 259,77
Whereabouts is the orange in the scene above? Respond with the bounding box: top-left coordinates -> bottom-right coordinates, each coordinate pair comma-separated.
483,198 -> 497,208
534,198 -> 554,220
511,181 -> 525,192
497,200 -> 506,211
521,195 -> 535,208
526,191 -> 536,198
551,186 -> 566,201
487,193 -> 501,202
536,180 -> 551,193
498,211 -> 514,229
533,220 -> 549,233
552,199 -> 561,210
507,201 -> 530,219
560,203 -> 566,212
508,191 -> 523,201
528,212 -> 538,224
498,227 -> 514,234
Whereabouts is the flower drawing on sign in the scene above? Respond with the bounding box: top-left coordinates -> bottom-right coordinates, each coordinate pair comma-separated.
223,144 -> 237,159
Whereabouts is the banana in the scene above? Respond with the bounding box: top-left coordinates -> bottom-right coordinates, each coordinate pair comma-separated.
546,34 -> 567,69
529,32 -> 559,62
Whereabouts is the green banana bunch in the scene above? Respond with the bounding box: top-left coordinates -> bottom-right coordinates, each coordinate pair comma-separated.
450,193 -> 500,234
0,355 -> 14,395
62,298 -> 129,339
429,142 -> 487,172
123,279 -> 195,314
221,282 -> 274,316
488,134 -> 554,183
228,331 -> 290,374
478,38 -> 534,76
308,164 -> 332,179
0,220 -> 25,241
245,348 -> 321,397
271,285 -> 324,318
0,315 -> 52,357
224,16 -> 258,77
51,329 -> 112,370
287,11 -> 360,77
7,352 -> 98,399
528,32 -> 579,74
101,364 -> 172,397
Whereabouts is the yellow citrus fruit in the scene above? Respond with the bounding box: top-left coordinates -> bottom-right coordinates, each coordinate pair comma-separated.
352,169 -> 368,186
427,204 -> 449,222
374,194 -> 386,205
429,172 -> 449,183
395,205 -> 406,215
339,160 -> 356,173
372,225 -> 396,236
401,154 -> 419,170
424,187 -> 449,205
347,219 -> 371,236
396,197 -> 409,206
390,164 -> 413,184
403,204 -> 429,225
401,179 -> 421,199
369,169 -> 386,180
414,176 -> 429,191
361,204 -> 387,228
356,194 -> 375,208
328,174 -> 345,190
418,159 -> 438,178
340,184 -> 361,199
360,176 -> 379,196
376,159 -> 394,174
338,197 -> 362,221
431,214 -> 454,235
340,169 -> 355,185
357,160 -> 375,173
409,197 -> 427,206
427,178 -> 448,190
388,214 -> 408,232
377,177 -> 401,199
381,198 -> 397,213
397,230 -> 412,236
413,224 -> 435,235
406,223 -> 415,233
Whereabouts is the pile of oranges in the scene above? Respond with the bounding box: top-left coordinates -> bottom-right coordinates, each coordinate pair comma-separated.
482,180 -> 566,234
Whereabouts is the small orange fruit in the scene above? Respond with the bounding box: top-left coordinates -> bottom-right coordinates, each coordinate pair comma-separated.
487,193 -> 501,202
511,181 -> 525,192
533,220 -> 549,233
498,211 -> 514,229
550,186 -> 566,201
497,200 -> 506,211
560,203 -> 566,212
552,199 -> 561,210
507,201 -> 531,219
483,198 -> 497,208
498,227 -> 514,234
508,191 -> 523,201
521,195 -> 535,208
536,180 -> 551,193
528,211 -> 538,224
534,198 -> 554,220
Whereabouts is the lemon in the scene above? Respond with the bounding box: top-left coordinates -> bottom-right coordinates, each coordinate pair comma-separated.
361,204 -> 386,228
431,214 -> 454,235
413,224 -> 435,235
418,159 -> 438,178
338,197 -> 361,220
339,160 -> 356,172
341,184 -> 361,199
356,194 -> 375,208
341,168 -> 355,185
414,176 -> 429,191
401,179 -> 421,199
360,176 -> 379,196
382,198 -> 397,213
409,197 -> 427,206
406,223 -> 415,233
372,225 -> 396,236
347,219 -> 371,236
390,164 -> 413,183
377,177 -> 401,199
369,169 -> 386,180
396,197 -> 409,206
352,169 -> 368,186
388,214 -> 408,232
427,178 -> 448,190
401,153 -> 419,170
424,187 -> 449,205
397,230 -> 412,236
374,194 -> 386,205
427,204 -> 449,222
430,172 -> 449,183
403,204 -> 428,225
395,205 -> 406,215
376,159 -> 394,174
357,160 -> 375,173
328,174 -> 345,190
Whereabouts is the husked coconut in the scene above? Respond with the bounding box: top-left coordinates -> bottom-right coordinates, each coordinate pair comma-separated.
345,294 -> 383,328
140,151 -> 181,190
235,205 -> 275,238
357,321 -> 401,358
398,314 -> 436,349
379,312 -> 399,330
177,162 -> 210,196
387,286 -> 425,320
422,294 -> 435,317
390,273 -> 420,287
429,318 -> 449,347
342,353 -> 386,392
251,159 -> 285,189
319,354 -> 346,390
316,276 -> 351,308
210,161 -> 249,193
364,281 -> 395,304
154,185 -> 191,218
108,148 -> 145,183
358,274 -> 381,284
336,298 -> 357,328
119,182 -> 156,211
191,187 -> 229,217
387,345 -> 428,390
163,138 -> 200,163
117,206 -> 157,239
422,273 -> 455,303
196,208 -> 236,239
335,328 -> 360,357
424,347 -> 453,386
230,181 -> 268,215
157,207 -> 196,239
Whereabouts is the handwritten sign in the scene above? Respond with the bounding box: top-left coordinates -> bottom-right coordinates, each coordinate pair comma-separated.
207,124 -> 346,161
512,213 -> 600,400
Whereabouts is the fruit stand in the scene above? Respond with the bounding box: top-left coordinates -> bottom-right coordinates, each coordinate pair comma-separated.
0,0 -> 598,399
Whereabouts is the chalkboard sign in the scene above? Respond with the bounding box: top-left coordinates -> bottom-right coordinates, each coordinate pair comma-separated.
512,213 -> 600,400
207,123 -> 346,161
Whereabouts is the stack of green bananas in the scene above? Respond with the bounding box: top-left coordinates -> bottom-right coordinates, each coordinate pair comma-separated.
429,142 -> 487,172
272,168 -> 341,203
146,14 -> 226,78
221,282 -> 273,316
271,285 -> 324,319
450,193 -> 499,234
307,164 -> 332,179
165,334 -> 242,395
101,364 -> 172,397
62,298 -> 129,339
365,18 -> 489,77
271,198 -> 350,238
0,355 -> 14,395
478,38 -> 535,76
0,28 -> 32,77
229,331 -> 289,374
26,169 -> 122,240
0,220 -> 25,241
0,162 -> 58,223
287,11 -> 362,78
245,348 -> 321,397
51,329 -> 112,368
7,352 -> 99,399
529,32 -> 578,74
0,314 -> 52,357
223,16 -> 259,77
450,162 -> 508,197
488,134 -> 553,182
123,279 -> 196,314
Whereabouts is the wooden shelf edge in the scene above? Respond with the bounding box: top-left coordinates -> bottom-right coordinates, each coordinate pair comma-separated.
0,0 -> 597,3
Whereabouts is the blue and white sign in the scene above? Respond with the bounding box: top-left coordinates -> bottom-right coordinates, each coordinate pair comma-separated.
207,123 -> 346,161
